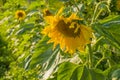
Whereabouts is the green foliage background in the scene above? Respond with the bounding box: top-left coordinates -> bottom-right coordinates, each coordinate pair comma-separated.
0,0 -> 120,80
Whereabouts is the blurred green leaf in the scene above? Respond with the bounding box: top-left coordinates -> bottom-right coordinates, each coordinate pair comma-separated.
57,62 -> 105,80
93,15 -> 120,50
103,64 -> 120,80
47,0 -> 64,10
57,62 -> 79,80
112,69 -> 120,80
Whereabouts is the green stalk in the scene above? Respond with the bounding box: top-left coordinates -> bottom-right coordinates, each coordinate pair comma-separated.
91,1 -> 102,25
95,57 -> 104,68
91,1 -> 107,25
88,44 -> 93,68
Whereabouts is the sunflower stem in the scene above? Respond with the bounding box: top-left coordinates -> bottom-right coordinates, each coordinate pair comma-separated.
95,57 -> 104,68
91,1 -> 106,25
88,44 -> 93,68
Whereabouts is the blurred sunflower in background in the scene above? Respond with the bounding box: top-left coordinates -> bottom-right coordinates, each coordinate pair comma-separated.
110,0 -> 120,12
116,0 -> 120,11
42,8 -> 93,54
43,9 -> 53,16
15,10 -> 26,20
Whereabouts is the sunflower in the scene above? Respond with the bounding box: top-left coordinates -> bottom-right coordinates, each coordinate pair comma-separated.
15,10 -> 26,20
116,0 -> 120,11
42,8 -> 93,54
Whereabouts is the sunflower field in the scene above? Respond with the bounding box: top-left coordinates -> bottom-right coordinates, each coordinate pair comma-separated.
0,0 -> 120,80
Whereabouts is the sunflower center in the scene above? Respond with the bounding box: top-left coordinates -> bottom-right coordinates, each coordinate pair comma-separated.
56,20 -> 80,37
18,12 -> 24,17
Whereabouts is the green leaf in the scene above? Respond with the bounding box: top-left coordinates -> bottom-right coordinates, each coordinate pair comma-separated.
103,64 -> 120,80
99,15 -> 120,24
30,36 -> 52,68
57,62 -> 79,80
79,67 -> 105,80
71,66 -> 89,80
16,23 -> 34,35
47,0 -> 64,10
112,69 -> 120,80
89,69 -> 106,80
57,62 -> 105,80
93,15 -> 120,50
